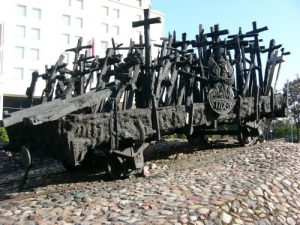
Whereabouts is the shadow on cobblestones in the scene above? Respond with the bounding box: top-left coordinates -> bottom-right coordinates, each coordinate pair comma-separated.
0,141 -> 299,224
0,139 -> 241,201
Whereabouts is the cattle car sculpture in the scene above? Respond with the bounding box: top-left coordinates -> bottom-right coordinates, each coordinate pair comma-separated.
2,9 -> 289,178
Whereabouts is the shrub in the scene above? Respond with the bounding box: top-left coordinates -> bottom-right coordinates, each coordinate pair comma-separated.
0,127 -> 9,143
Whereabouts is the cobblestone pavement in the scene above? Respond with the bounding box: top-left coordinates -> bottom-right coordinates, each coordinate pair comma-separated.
0,141 -> 299,225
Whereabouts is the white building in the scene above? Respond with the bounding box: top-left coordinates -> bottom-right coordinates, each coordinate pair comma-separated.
0,0 -> 165,119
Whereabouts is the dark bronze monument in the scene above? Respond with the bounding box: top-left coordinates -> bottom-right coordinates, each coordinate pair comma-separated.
2,9 -> 289,178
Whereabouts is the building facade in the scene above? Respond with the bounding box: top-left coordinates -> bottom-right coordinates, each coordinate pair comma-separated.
0,0 -> 165,119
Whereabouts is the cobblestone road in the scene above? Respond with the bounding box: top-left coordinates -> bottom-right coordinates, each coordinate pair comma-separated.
0,141 -> 299,225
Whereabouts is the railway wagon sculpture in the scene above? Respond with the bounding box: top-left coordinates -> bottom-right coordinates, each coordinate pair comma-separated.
2,9 -> 289,178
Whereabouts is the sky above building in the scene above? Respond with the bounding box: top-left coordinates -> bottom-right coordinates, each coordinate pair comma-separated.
152,0 -> 300,90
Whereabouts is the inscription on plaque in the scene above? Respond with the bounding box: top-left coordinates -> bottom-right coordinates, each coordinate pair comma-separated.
208,83 -> 234,115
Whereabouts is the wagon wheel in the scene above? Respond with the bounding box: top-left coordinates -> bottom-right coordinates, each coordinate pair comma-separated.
238,126 -> 251,146
238,120 -> 266,147
20,146 -> 32,169
62,161 -> 77,172
19,146 -> 32,191
257,120 -> 266,143
105,154 -> 128,180
238,126 -> 259,147
187,132 -> 206,146
79,151 -> 107,171
258,133 -> 265,143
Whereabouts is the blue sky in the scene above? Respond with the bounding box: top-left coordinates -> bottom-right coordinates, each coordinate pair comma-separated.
152,0 -> 300,90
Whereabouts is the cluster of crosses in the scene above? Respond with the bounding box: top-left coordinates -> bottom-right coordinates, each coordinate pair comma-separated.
25,9 -> 289,117
3,9 -> 290,182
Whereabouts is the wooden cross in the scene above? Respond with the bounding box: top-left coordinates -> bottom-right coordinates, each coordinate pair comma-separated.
132,8 -> 161,69
263,39 -> 282,94
191,24 -> 208,78
206,24 -> 229,66
111,38 -> 123,55
246,21 -> 268,91
265,50 -> 285,95
206,24 -> 229,43
172,33 -> 190,52
66,37 -> 92,72
192,24 -> 210,56
132,8 -> 161,107
41,54 -> 65,103
274,48 -> 290,89
246,21 -> 268,36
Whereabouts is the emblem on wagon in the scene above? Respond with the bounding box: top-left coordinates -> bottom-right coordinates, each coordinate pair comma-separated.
208,83 -> 234,115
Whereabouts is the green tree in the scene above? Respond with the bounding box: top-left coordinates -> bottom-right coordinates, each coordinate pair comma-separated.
272,119 -> 295,138
283,75 -> 300,141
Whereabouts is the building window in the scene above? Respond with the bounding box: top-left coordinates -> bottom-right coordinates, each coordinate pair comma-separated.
0,51 -> 3,75
17,5 -> 27,17
102,6 -> 109,16
137,0 -> 142,7
32,8 -> 41,20
29,69 -> 38,80
0,24 -> 3,46
112,25 -> 120,36
15,46 -> 24,59
136,14 -> 142,21
63,53 -> 69,64
31,28 -> 40,40
29,69 -> 38,74
74,36 -> 82,45
64,0 -> 71,7
62,33 -> 70,44
101,23 -> 109,33
16,25 -> 25,38
135,30 -> 142,41
100,41 -> 108,52
29,48 -> 39,60
13,68 -> 24,80
75,36 -> 82,40
75,17 -> 83,28
113,9 -> 120,18
62,15 -> 71,26
74,0 -> 84,10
